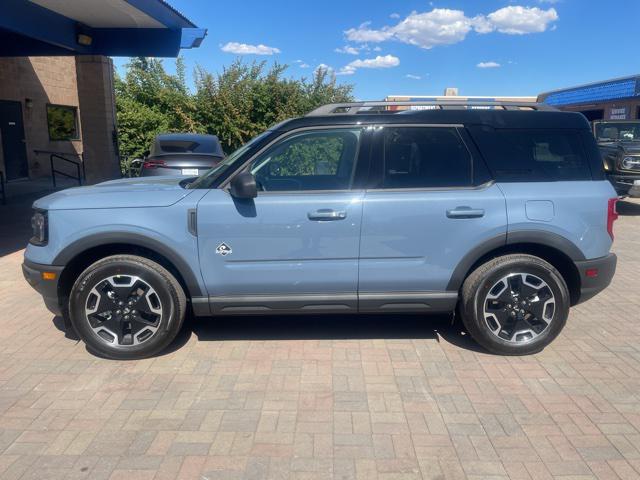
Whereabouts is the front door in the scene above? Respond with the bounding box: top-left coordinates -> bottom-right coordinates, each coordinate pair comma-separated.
197,127 -> 368,314
358,125 -> 507,312
0,101 -> 28,180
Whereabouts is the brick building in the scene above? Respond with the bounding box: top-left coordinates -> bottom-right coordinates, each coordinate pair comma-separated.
0,0 -> 206,188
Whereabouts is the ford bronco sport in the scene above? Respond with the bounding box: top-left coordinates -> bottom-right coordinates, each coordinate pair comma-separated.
23,100 -> 618,359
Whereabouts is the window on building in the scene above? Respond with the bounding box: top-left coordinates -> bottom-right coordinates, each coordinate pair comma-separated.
381,127 -> 472,189
47,104 -> 79,141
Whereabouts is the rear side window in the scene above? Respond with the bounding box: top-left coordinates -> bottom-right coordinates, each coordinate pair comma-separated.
471,128 -> 592,182
381,127 -> 472,189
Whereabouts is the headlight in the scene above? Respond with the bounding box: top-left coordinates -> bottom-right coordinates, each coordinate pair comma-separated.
622,156 -> 640,170
30,210 -> 48,246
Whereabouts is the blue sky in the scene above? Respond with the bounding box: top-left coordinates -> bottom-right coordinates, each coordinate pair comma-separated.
115,0 -> 640,99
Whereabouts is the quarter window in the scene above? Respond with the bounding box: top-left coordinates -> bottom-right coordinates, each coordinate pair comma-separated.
381,127 -> 472,189
470,129 -> 592,182
47,104 -> 79,141
250,129 -> 360,192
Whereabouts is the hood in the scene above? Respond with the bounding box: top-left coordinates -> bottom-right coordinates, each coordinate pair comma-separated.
34,176 -> 195,210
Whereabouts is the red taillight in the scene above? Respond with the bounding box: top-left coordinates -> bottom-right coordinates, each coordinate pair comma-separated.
142,160 -> 165,169
607,197 -> 619,240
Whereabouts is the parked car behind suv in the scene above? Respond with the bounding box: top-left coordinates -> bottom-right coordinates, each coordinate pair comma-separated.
23,101 -> 618,359
594,120 -> 640,196
139,133 -> 224,177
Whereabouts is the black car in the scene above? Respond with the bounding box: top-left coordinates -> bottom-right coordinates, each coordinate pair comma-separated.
594,120 -> 640,196
140,133 -> 224,177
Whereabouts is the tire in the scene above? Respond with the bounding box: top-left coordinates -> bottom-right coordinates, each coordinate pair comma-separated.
460,254 -> 570,355
68,255 -> 186,360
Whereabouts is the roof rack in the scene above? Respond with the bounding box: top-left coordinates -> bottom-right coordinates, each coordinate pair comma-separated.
307,100 -> 556,116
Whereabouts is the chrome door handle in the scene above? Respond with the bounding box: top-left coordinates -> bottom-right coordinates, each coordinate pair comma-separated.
307,209 -> 347,221
446,207 -> 485,219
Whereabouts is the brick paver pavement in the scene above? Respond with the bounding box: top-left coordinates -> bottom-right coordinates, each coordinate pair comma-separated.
1,200 -> 639,479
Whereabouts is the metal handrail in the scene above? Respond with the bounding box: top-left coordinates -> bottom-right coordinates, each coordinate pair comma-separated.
307,100 -> 555,116
50,153 -> 83,188
0,171 -> 5,205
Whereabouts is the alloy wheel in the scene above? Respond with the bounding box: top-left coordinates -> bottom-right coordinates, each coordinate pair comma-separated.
85,275 -> 162,347
483,272 -> 555,344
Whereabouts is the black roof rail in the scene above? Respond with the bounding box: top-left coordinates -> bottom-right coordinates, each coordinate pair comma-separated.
307,100 -> 557,116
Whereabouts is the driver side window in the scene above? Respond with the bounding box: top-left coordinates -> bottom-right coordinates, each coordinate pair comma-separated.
250,128 -> 361,192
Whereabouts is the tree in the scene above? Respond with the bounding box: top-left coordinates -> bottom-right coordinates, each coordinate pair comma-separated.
115,58 -> 354,172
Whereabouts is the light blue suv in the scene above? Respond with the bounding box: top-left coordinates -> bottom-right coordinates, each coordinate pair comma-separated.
23,101 -> 618,359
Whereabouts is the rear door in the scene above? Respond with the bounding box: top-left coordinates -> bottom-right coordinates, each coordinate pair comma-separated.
358,125 -> 507,312
196,126 -> 370,314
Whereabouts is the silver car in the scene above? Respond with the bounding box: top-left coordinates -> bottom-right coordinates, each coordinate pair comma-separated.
140,133 -> 224,177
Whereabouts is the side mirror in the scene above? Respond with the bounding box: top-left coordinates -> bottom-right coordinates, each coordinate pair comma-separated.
230,171 -> 257,199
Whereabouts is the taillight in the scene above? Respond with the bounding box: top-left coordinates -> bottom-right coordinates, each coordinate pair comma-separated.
607,197 -> 619,240
142,160 -> 165,169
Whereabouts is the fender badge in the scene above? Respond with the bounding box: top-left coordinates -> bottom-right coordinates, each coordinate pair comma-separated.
216,242 -> 232,256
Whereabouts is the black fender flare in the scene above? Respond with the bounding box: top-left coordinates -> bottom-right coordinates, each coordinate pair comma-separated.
53,231 -> 204,297
446,230 -> 585,291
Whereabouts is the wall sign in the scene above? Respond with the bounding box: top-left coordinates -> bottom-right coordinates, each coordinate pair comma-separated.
609,107 -> 628,120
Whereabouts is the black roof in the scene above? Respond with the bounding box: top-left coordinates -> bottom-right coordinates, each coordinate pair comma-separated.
275,109 -> 591,132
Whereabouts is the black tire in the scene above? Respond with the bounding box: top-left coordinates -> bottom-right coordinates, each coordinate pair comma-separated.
68,255 -> 186,360
460,254 -> 570,355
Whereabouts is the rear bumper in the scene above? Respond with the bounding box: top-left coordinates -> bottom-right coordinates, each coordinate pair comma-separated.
574,253 -> 617,304
22,260 -> 64,316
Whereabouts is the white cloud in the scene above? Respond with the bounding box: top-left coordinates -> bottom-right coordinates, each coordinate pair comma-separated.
335,45 -> 360,55
485,6 -> 558,35
406,74 -> 422,80
344,6 -> 558,50
390,13 -> 400,19
392,9 -> 474,49
220,42 -> 280,55
293,59 -> 310,68
315,63 -> 334,75
337,54 -> 400,76
477,61 -> 501,68
345,22 -> 394,43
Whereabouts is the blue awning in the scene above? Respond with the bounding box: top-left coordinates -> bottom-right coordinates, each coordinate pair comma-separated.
0,0 -> 207,57
538,75 -> 640,106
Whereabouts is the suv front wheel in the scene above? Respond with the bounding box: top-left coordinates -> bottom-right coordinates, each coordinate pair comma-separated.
460,254 -> 570,355
69,255 -> 186,360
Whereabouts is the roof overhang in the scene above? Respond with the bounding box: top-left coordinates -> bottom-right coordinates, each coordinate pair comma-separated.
538,75 -> 640,106
0,0 -> 206,57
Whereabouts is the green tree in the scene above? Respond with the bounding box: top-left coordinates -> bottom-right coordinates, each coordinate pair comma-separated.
114,58 -> 354,173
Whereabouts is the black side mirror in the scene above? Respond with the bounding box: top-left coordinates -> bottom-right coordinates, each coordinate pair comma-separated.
230,171 -> 257,199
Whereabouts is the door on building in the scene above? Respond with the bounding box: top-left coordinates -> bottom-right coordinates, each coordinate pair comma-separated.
0,100 -> 28,180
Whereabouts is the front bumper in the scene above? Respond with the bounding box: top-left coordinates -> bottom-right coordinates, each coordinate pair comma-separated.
22,260 -> 65,316
574,253 -> 617,304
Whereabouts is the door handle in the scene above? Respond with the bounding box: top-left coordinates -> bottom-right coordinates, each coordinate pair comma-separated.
307,209 -> 347,221
446,206 -> 485,219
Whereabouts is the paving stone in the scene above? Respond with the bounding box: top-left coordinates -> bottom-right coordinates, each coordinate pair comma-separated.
1,199 -> 639,479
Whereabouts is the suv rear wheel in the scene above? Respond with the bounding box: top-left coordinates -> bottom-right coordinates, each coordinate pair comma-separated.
460,254 -> 570,355
69,255 -> 186,360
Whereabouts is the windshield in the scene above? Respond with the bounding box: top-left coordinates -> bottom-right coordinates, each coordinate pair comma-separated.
595,122 -> 640,142
187,130 -> 273,189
